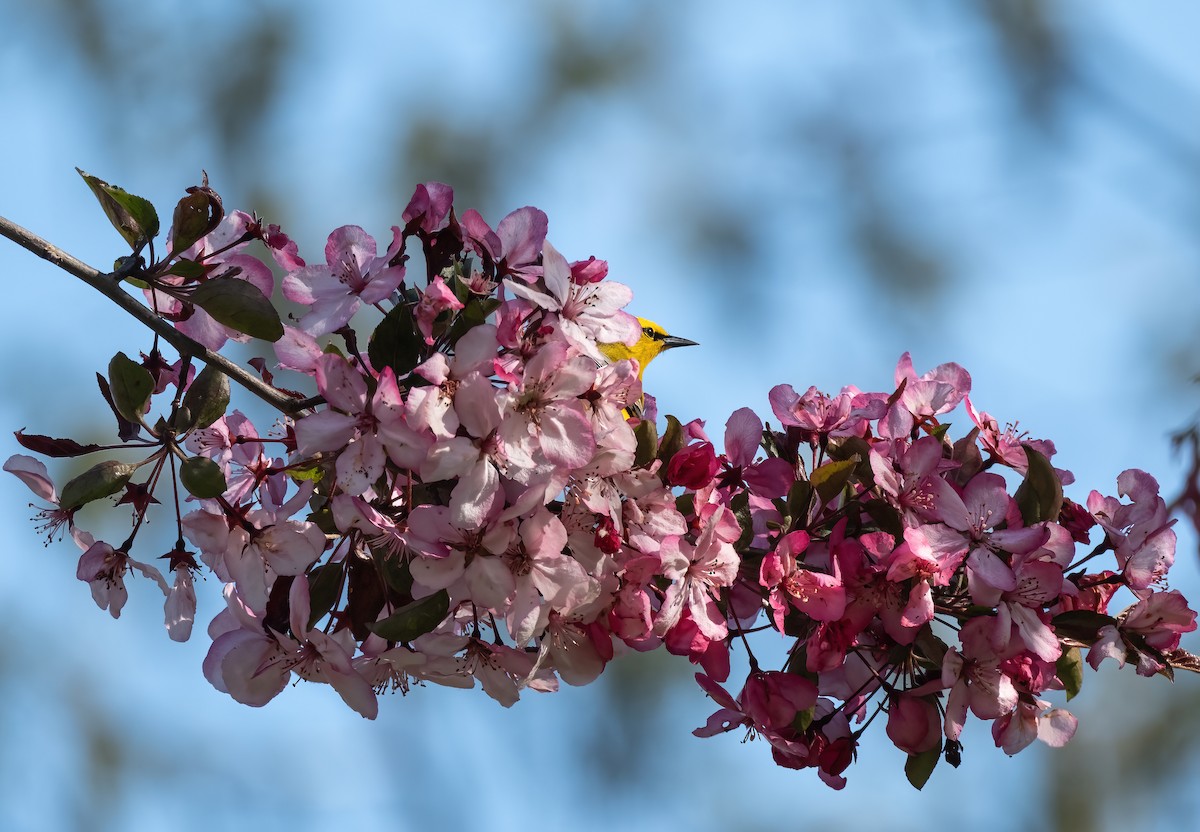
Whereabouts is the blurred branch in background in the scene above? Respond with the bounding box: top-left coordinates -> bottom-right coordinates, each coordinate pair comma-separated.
1040,668 -> 1200,832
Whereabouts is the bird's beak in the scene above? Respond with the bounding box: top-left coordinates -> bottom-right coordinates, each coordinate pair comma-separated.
661,335 -> 698,350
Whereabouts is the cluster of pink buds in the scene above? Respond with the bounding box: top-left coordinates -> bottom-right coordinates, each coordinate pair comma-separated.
4,171 -> 1197,789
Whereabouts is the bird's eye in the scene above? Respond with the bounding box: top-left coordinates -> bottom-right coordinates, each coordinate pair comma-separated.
642,327 -> 657,339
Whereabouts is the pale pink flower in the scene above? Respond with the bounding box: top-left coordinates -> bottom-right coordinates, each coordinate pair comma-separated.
407,323 -> 499,439
204,578 -> 378,718
1087,470 -> 1177,591
294,354 -> 432,495
941,619 -> 1019,740
769,384 -> 871,439
991,698 -> 1077,755
282,225 -> 405,337
5,453 -> 74,541
879,352 -> 970,439
503,241 -> 640,361
498,340 -> 597,470
414,275 -> 464,345
655,507 -> 741,640
73,530 -> 168,619
461,205 -> 547,282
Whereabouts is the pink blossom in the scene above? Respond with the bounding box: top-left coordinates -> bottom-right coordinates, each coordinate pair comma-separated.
719,407 -> 794,498
150,212 -> 276,351
4,453 -> 74,541
503,241 -> 640,361
414,275 -> 465,345
407,323 -> 499,439
461,205 -> 547,282
870,436 -> 946,523
282,225 -> 405,337
991,699 -> 1077,755
663,612 -> 731,681
294,354 -> 432,495
1091,590 -> 1198,675
656,508 -> 740,640
879,352 -> 970,439
498,340 -> 597,470
1087,470 -> 1176,591
693,671 -> 817,741
769,384 -> 867,439
73,531 -> 167,619
941,620 -> 1019,740
402,182 -> 455,235
204,578 -> 378,718
991,555 -> 1065,662
761,531 -> 847,628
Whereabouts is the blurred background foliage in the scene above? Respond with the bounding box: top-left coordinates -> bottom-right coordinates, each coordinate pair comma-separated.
3,1 -> 1200,830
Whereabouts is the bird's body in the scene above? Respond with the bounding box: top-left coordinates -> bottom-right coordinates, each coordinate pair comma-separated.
598,317 -> 697,417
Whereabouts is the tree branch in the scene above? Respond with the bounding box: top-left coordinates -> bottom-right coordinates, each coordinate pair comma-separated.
0,214 -> 308,417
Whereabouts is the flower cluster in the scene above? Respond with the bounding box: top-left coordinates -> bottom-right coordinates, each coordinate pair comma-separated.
5,172 -> 1198,789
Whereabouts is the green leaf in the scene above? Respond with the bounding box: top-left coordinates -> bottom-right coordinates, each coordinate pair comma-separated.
905,746 -> 940,790
60,460 -> 137,511
863,498 -> 905,540
179,456 -> 227,499
634,418 -> 659,468
373,547 -> 414,597
308,502 -> 337,536
928,422 -> 950,441
164,258 -> 210,280
1051,609 -> 1117,643
180,364 -> 230,430
368,590 -> 450,643
446,296 -> 501,347
189,277 -> 283,342
913,626 -> 949,669
368,302 -> 425,378
1056,646 -> 1084,700
306,561 -> 345,631
656,415 -> 685,467
170,189 -> 222,255
76,168 -> 159,250
730,490 -> 754,552
674,492 -> 695,518
791,706 -> 815,733
809,458 -> 858,504
1014,444 -> 1064,525
786,480 -> 812,526
107,352 -> 154,424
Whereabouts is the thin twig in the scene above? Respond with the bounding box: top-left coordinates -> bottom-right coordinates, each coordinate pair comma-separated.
0,214 -> 307,417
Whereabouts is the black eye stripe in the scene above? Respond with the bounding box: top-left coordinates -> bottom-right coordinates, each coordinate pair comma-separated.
643,327 -> 660,339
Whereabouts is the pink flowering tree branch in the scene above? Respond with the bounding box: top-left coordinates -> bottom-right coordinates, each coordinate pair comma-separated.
3,169 -> 1199,790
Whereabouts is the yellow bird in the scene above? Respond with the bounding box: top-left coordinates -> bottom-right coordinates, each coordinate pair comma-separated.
598,317 -> 697,416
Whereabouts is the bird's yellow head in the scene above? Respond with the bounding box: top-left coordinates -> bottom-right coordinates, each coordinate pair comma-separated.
598,317 -> 698,379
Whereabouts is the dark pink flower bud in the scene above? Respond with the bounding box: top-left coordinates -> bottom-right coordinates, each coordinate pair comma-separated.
593,515 -> 622,555
886,694 -> 941,754
667,441 -> 720,489
1059,498 -> 1096,543
817,735 -> 857,778
569,256 -> 608,284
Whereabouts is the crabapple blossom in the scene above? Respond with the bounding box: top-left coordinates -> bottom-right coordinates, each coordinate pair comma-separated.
8,173 -> 1199,792
281,225 -> 405,337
